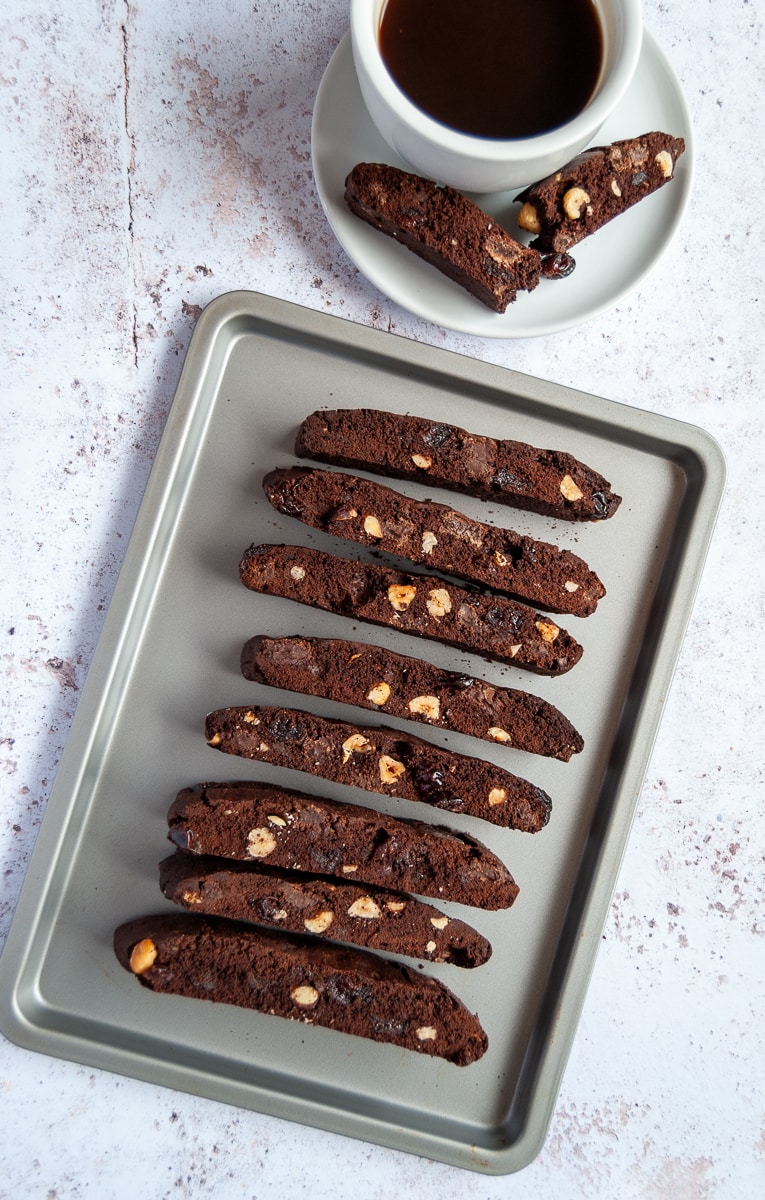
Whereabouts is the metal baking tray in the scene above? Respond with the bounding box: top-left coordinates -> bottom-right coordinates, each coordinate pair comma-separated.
0,291 -> 725,1174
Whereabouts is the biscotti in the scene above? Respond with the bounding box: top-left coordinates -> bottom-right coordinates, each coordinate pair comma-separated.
241,635 -> 584,761
114,914 -> 488,1065
159,851 -> 492,968
516,132 -> 686,253
205,705 -> 551,833
168,783 -> 519,909
239,544 -> 582,675
263,466 -> 606,617
344,162 -> 540,312
295,409 -> 621,521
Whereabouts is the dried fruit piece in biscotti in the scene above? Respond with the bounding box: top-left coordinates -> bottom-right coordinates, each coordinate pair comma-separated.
295,409 -> 621,521
167,782 -> 519,909
515,131 -> 686,252
344,162 -> 541,312
239,544 -> 583,675
204,705 -> 551,833
263,465 -> 606,616
114,913 -> 488,1065
241,634 -> 584,761
159,851 -> 492,968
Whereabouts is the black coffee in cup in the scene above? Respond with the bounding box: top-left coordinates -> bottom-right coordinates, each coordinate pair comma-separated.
379,0 -> 604,139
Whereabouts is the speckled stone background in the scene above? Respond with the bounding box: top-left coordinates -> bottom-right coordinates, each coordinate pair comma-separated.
1,1 -> 763,1196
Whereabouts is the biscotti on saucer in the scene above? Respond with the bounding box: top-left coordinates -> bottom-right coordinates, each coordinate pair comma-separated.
168,782 -> 519,908
239,544 -> 583,675
516,131 -> 686,252
344,161 -> 541,312
114,913 -> 488,1065
263,466 -> 606,616
159,851 -> 492,968
295,409 -> 621,521
204,705 -> 551,832
241,635 -> 584,761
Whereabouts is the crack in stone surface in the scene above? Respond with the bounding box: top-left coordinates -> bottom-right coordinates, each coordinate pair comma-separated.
120,9 -> 138,368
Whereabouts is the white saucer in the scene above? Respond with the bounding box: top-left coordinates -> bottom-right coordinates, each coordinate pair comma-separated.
311,31 -> 694,339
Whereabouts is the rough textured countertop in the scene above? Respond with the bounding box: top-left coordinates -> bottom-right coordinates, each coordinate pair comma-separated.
1,1 -> 763,1196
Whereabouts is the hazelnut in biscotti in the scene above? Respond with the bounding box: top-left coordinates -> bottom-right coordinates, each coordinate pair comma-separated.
515,132 -> 686,252
241,635 -> 584,761
114,913 -> 489,1065
239,544 -> 583,675
168,782 -> 520,909
345,162 -> 541,312
159,851 -> 492,968
204,705 -> 552,832
295,409 -> 621,520
263,465 -> 606,616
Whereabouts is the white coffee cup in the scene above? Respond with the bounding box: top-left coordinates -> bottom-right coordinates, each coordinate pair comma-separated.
350,0 -> 643,193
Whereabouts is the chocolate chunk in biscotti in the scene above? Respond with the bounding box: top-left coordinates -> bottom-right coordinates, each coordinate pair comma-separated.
344,162 -> 540,312
295,409 -> 621,521
241,635 -> 584,761
263,466 -> 606,616
205,705 -> 551,833
239,544 -> 582,676
114,913 -> 488,1065
515,132 -> 686,253
159,851 -> 492,968
167,782 -> 519,909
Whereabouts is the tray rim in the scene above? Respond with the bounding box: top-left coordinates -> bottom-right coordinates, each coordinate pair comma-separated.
0,290 -> 727,1174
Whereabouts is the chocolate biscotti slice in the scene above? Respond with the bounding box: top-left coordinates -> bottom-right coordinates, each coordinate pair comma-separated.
159,851 -> 492,968
114,914 -> 488,1065
515,132 -> 686,252
239,544 -> 582,675
242,635 -> 583,762
168,782 -> 519,909
205,705 -> 551,833
345,162 -> 540,312
263,465 -> 606,616
296,409 -> 621,521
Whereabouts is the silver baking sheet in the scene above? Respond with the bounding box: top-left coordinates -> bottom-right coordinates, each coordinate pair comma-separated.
0,291 -> 725,1174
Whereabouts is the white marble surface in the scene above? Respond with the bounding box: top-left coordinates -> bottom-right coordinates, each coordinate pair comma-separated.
1,0 -> 763,1195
